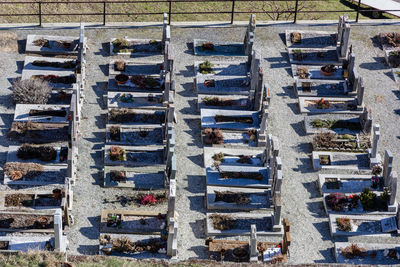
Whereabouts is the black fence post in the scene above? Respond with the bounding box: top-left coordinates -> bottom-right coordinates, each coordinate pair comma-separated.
38,2 -> 42,27
293,0 -> 299,23
356,0 -> 361,22
231,0 -> 235,24
168,0 -> 172,25
103,1 -> 106,25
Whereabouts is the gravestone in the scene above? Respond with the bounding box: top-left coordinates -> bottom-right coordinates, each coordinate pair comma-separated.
259,109 -> 268,134
168,104 -> 175,123
170,154 -> 176,180
244,14 -> 256,61
359,107 -> 372,134
250,224 -> 258,262
54,209 -> 66,252
381,216 -> 398,233
347,53 -> 356,82
337,15 -> 349,45
356,77 -> 364,106
273,193 -> 282,231
339,24 -> 351,58
162,13 -> 169,48
271,157 -> 283,198
383,150 -> 394,187
167,179 -> 176,221
167,217 -> 178,257
369,124 -> 380,167
390,176 -> 398,206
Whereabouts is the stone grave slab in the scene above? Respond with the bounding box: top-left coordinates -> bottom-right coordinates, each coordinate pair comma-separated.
312,151 -> 371,171
201,109 -> 260,130
108,74 -> 164,93
329,213 -> 399,237
298,97 -> 362,114
98,233 -> 168,259
107,108 -> 165,125
195,75 -> 250,95
106,124 -> 164,146
100,209 -> 167,234
194,61 -> 248,77
291,64 -> 344,80
193,39 -> 245,56
14,104 -> 69,123
0,210 -> 61,233
202,129 -> 261,148
4,165 -> 67,186
107,92 -> 166,110
26,34 -> 82,55
304,114 -> 365,135
7,145 -> 68,166
318,174 -> 383,195
104,145 -> 165,167
285,29 -> 337,48
206,186 -> 271,211
205,212 -> 282,236
197,94 -> 250,111
294,79 -> 349,97
287,47 -> 340,65
203,146 -> 264,168
0,189 -> 67,211
0,235 -> 53,253
104,166 -> 166,189
109,59 -> 163,76
110,38 -> 163,56
334,241 -> 400,264
206,165 -> 270,189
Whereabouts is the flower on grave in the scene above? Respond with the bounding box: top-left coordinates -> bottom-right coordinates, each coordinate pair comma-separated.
371,176 -> 379,189
140,194 -> 157,205
372,165 -> 382,176
348,194 -> 354,199
316,98 -> 330,109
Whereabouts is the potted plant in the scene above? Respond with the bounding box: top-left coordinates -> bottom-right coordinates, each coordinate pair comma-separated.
52,189 -> 62,199
202,42 -> 214,51
319,155 -> 330,165
114,59 -> 126,71
115,74 -> 129,85
320,64 -> 337,76
316,98 -> 330,109
38,217 -> 49,227
119,93 -> 134,103
290,32 -> 301,44
371,165 -> 383,189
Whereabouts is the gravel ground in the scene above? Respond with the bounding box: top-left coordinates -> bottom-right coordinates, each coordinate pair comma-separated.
0,21 -> 399,263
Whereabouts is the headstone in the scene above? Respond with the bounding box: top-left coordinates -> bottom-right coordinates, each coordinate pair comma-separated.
168,104 -> 175,123
370,124 -> 380,159
167,179 -> 176,220
340,24 -> 350,58
265,134 -> 273,165
356,77 -> 364,106
272,136 -> 280,157
250,224 -> 258,262
337,16 -> 345,44
359,107 -> 372,134
390,176 -> 398,206
170,154 -> 176,180
243,14 -> 256,50
383,150 -> 394,187
273,193 -> 282,227
259,110 -> 268,133
167,217 -> 178,257
54,209 -> 66,252
162,13 -> 169,45
381,216 -> 398,233
253,69 -> 264,111
347,53 -> 356,80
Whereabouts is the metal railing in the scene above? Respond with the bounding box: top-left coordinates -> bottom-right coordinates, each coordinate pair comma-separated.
0,0 -> 400,26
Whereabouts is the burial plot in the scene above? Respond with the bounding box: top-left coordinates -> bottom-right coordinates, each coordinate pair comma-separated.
7,145 -> 68,166
334,242 -> 400,264
104,145 -> 165,167
193,15 -> 255,57
106,124 -> 164,146
108,73 -> 165,93
197,94 -> 250,111
206,186 -> 271,211
195,75 -> 250,95
14,104 -> 69,123
288,48 -> 341,65
203,146 -> 264,168
109,59 -> 163,76
329,213 -> 399,237
8,121 -> 69,144
0,235 -> 55,253
286,30 -> 337,48
201,109 -> 260,130
104,166 -> 166,189
312,151 -> 370,171
383,50 -> 400,83
311,132 -> 371,153
100,209 -> 167,234
107,92 -> 166,110
108,109 -> 165,125
294,79 -> 349,97
304,110 -> 372,135
319,174 -> 385,194
291,64 -> 345,80
206,165 -> 269,189
0,210 -> 64,233
194,60 -> 248,77
26,35 -> 82,55
110,38 -> 165,56
202,128 -> 262,147
298,97 -> 362,114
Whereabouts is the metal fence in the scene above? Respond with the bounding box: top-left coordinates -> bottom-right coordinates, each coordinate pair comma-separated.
0,0 -> 400,26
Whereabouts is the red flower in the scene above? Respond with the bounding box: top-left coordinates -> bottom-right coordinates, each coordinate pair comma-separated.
141,194 -> 157,205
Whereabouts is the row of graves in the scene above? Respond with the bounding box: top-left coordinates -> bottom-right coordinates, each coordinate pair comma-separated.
195,15 -> 290,264
377,31 -> 400,85
287,15 -> 400,264
98,14 -> 178,259
0,26 -> 86,253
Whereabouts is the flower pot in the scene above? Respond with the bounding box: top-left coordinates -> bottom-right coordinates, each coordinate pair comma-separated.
38,217 -> 48,226
115,74 -> 129,85
320,69 -> 334,76
52,189 -> 62,199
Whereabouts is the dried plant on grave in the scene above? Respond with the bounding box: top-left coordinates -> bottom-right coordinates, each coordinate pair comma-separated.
215,191 -> 250,205
99,234 -> 111,246
17,145 -> 57,161
114,59 -> 126,71
5,193 -> 34,207
246,129 -> 257,143
201,42 -> 214,51
311,119 -> 362,131
336,217 -> 352,232
319,155 -> 330,165
315,98 -> 331,109
112,38 -> 131,53
237,155 -> 252,164
296,66 -> 309,79
33,38 -> 50,48
326,193 -> 347,211
109,146 -> 126,161
292,49 -> 304,61
381,32 -> 400,48
204,128 -> 224,144
302,82 -> 311,92
12,79 -> 52,104
389,51 -> 400,68
212,152 -> 225,163
321,64 -> 337,75
32,74 -> 76,84
371,165 -> 383,176
215,115 -> 253,124
109,108 -> 164,124
199,60 -> 214,74
202,97 -> 234,106
290,32 -> 301,44
209,214 -> 235,230
32,60 -> 76,69
4,162 -> 44,180
313,132 -> 335,149
110,171 -> 125,182
112,236 -> 133,252
220,171 -> 264,180
340,244 -> 367,259
109,126 -> 120,141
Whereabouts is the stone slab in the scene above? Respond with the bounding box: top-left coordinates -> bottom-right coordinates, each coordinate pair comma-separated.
197,94 -> 250,111
109,59 -> 163,76
23,56 -> 76,78
0,190 -> 66,211
294,79 -> 349,97
104,145 -> 165,167
201,109 -> 260,130
202,130 -> 261,148
107,109 -> 165,126
206,165 -> 270,189
203,146 -> 264,168
304,114 -> 364,135
6,145 -> 68,166
195,75 -> 250,95
285,29 -> 337,48
193,61 -> 248,77
14,104 -> 69,123
287,47 -> 340,65
291,64 -> 344,80
110,38 -> 163,56
206,186 -> 271,211
107,76 -> 164,93
312,151 -> 371,171
105,124 -> 165,146
107,92 -> 165,109
103,166 -> 166,189
0,235 -> 53,252
193,39 -> 245,56
318,174 -> 384,194
26,34 -> 81,55
0,210 -> 61,233
4,165 -> 68,187
298,97 -> 362,114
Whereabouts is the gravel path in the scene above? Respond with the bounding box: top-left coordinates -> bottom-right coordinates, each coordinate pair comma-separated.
0,22 -> 399,263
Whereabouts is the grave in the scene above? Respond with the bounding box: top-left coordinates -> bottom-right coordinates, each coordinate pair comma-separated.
287,47 -> 341,65
195,75 -> 250,95
26,34 -> 83,55
0,189 -> 67,211
0,235 -> 54,253
104,145 -> 165,167
318,173 -> 385,194
7,122 -> 70,144
378,32 -> 400,51
6,145 -> 68,166
194,61 -> 248,77
201,109 -> 260,130
197,94 -> 251,111
103,166 -> 166,189
203,146 -> 264,168
107,92 -> 167,110
311,132 -> 371,153
109,59 -> 163,76
193,14 -> 255,56
312,151 -> 370,171
368,124 -> 382,167
14,104 -> 70,124
291,63 -> 351,80
294,79 -> 349,97
201,128 -> 262,147
108,73 -> 166,93
3,165 -> 68,186
105,124 -> 165,146
107,108 -> 166,125
298,97 -> 363,114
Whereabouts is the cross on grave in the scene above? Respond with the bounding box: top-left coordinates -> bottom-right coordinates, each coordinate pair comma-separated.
383,150 -> 394,187
250,224 -> 258,262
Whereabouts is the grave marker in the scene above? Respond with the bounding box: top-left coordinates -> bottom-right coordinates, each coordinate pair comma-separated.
390,176 -> 398,206
359,107 -> 372,134
340,24 -> 351,58
54,209 -> 66,252
356,77 -> 364,106
250,224 -> 258,262
369,124 -> 380,167
273,193 -> 282,231
383,150 -> 394,187
167,179 -> 176,220
167,217 -> 178,257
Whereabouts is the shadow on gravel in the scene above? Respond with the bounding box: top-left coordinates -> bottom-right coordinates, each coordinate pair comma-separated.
392,90 -> 400,100
184,42 -> 194,56
188,154 -> 203,167
314,247 -> 335,263
185,175 -> 205,194
179,99 -> 197,115
77,244 -> 99,255
278,85 -> 296,99
95,43 -> 109,57
312,221 -> 332,242
306,201 -> 326,218
370,36 -> 381,49
90,150 -> 104,175
177,82 -> 195,97
183,118 -> 202,147
294,142 -> 312,153
264,52 -> 289,69
0,95 -> 13,109
15,60 -> 24,74
17,39 -> 26,54
94,114 -> 106,130
93,82 -> 107,99
291,121 -> 306,136
303,181 -> 321,199
177,64 -> 194,78
98,64 -> 108,76
385,71 -> 396,81
189,220 -> 205,239
287,102 -> 300,115
89,171 -> 103,186
0,113 -> 14,126
278,33 -> 286,45
188,245 -> 208,259
188,195 -> 205,213
79,216 -> 100,239
293,157 -> 314,174
359,57 -> 387,70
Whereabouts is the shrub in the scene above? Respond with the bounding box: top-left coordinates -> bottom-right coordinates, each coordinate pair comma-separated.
109,146 -> 125,161
4,162 -> 44,180
326,193 -> 347,211
12,79 -> 52,104
17,145 -> 57,161
336,217 -> 351,232
340,244 -> 366,259
204,128 -> 224,144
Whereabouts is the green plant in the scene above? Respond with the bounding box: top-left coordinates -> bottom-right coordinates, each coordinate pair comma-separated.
212,152 -> 225,162
371,165 -> 382,176
360,187 -> 376,211
199,60 -> 215,74
109,146 -> 126,161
